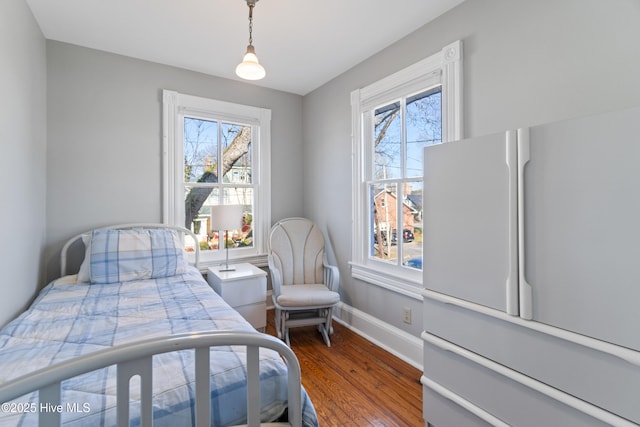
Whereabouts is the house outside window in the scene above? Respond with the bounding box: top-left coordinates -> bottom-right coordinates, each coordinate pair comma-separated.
163,90 -> 271,267
351,40 -> 462,295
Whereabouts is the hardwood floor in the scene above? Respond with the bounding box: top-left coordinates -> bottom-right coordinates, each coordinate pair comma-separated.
265,310 -> 424,427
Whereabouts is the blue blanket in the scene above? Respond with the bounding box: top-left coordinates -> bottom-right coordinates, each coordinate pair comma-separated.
0,267 -> 318,426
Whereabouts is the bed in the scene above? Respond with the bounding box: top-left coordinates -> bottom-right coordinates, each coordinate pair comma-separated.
0,224 -> 318,427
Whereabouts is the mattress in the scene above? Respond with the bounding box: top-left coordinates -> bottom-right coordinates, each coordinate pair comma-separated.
0,267 -> 318,426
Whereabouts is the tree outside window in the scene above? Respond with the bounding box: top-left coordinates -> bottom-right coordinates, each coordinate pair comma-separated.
182,118 -> 255,253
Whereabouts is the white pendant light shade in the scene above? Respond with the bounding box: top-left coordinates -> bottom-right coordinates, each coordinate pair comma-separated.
236,45 -> 266,80
235,0 -> 266,81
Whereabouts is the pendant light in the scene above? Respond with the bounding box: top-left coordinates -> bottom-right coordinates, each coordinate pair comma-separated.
236,0 -> 266,80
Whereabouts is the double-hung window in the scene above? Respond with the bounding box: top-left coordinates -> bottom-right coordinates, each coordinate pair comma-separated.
351,40 -> 462,293
163,90 -> 271,266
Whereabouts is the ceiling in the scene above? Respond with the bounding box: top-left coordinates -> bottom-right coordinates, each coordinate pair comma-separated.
26,0 -> 465,95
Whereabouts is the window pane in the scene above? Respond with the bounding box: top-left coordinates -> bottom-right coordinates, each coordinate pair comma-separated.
406,88 -> 442,178
183,121 -> 256,253
401,181 -> 422,270
370,182 -> 398,263
184,118 -> 217,183
222,123 -> 252,184
374,102 -> 402,180
223,188 -> 255,249
185,186 -> 219,251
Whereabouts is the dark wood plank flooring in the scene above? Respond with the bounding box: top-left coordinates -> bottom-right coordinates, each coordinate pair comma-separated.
265,310 -> 424,427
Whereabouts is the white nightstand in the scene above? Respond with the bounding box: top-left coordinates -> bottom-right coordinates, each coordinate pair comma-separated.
206,263 -> 267,331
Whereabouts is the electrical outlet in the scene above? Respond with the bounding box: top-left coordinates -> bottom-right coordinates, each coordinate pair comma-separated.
403,307 -> 412,324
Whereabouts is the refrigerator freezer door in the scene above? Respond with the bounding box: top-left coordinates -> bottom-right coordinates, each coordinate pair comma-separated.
424,131 -> 518,314
521,106 -> 640,350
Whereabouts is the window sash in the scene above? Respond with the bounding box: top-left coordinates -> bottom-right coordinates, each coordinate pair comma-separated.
350,40 -> 462,291
162,90 -> 271,267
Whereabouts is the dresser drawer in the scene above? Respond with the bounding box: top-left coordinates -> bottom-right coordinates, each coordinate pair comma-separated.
213,276 -> 266,307
207,264 -> 267,307
423,294 -> 640,424
207,264 -> 267,330
422,380 -> 494,427
422,333 -> 632,427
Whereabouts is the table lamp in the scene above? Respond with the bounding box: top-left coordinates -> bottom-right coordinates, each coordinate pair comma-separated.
210,205 -> 243,271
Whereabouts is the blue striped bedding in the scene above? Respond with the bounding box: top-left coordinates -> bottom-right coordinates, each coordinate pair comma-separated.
0,267 -> 318,426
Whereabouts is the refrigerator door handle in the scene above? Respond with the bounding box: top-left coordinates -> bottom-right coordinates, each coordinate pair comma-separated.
517,128 -> 533,320
505,130 -> 519,316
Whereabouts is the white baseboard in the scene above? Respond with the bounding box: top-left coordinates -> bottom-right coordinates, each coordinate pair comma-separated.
333,302 -> 423,371
267,292 -> 423,371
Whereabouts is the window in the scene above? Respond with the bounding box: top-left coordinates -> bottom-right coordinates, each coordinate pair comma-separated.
351,40 -> 462,294
163,90 -> 271,266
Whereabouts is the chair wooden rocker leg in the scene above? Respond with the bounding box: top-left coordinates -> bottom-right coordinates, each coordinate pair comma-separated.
274,307 -> 282,339
316,307 -> 334,347
277,306 -> 336,347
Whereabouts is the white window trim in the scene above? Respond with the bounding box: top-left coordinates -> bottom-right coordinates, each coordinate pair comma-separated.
350,40 -> 463,295
162,89 -> 271,268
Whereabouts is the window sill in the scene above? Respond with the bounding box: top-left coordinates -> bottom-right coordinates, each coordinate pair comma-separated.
349,262 -> 423,301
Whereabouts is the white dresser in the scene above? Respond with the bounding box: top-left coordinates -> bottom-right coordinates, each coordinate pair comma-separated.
421,107 -> 640,427
207,263 -> 267,331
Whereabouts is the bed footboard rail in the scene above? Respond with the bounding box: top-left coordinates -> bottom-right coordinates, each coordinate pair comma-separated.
0,331 -> 302,427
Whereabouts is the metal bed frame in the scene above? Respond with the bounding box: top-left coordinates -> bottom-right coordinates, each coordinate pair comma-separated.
0,331 -> 302,427
0,224 -> 304,427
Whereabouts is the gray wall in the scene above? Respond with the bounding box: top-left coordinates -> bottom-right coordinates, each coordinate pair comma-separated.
45,42 -> 304,283
4,0 -> 640,339
0,1 -> 47,326
302,0 -> 640,336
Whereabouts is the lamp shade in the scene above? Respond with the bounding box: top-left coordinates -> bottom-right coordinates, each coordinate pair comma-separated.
210,205 -> 243,231
236,46 -> 266,80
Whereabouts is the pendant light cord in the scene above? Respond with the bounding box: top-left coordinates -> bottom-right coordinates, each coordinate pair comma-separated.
248,3 -> 254,46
